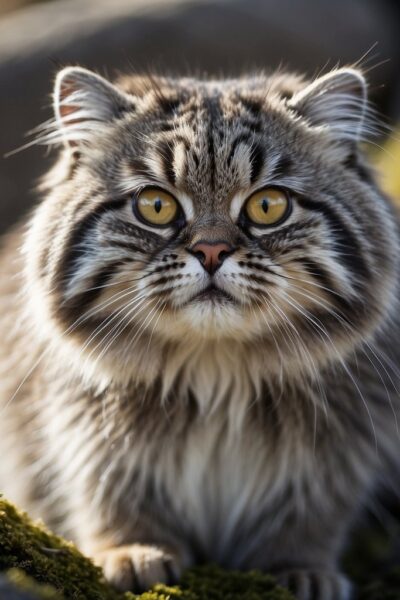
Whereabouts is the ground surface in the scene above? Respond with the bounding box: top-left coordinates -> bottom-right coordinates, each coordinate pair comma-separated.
1,496 -> 400,599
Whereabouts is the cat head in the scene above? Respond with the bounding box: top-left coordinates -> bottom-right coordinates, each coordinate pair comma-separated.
24,66 -> 398,384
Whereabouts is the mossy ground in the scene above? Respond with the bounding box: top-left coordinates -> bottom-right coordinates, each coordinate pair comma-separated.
0,497 -> 294,599
1,494 -> 400,600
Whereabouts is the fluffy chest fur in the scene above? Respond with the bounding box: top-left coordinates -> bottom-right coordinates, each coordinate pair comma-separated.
35,343 -> 382,570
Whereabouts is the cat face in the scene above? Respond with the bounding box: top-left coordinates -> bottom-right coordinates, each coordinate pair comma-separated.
25,67 -> 398,378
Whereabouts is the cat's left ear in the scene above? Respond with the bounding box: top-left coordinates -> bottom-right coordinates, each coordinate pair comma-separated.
53,66 -> 132,148
288,68 -> 370,142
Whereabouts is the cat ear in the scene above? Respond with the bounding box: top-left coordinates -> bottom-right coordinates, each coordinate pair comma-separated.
288,68 -> 372,142
53,66 -> 132,147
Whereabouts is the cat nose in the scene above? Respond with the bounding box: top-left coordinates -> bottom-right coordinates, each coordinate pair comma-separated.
188,241 -> 235,275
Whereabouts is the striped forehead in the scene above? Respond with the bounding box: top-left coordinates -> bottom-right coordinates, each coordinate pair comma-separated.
118,92 -> 269,208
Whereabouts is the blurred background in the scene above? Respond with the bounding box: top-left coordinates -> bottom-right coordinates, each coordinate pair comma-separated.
0,0 -> 400,234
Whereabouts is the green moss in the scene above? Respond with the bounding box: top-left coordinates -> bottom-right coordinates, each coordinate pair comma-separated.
179,565 -> 293,599
3,492 -> 400,600
134,566 -> 293,600
0,496 -> 294,600
0,497 -> 121,600
5,568 -> 64,599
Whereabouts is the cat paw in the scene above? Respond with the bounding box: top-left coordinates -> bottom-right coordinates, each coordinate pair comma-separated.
275,569 -> 353,600
93,544 -> 183,592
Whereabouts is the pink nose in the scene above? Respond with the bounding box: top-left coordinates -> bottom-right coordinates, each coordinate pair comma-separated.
189,241 -> 235,274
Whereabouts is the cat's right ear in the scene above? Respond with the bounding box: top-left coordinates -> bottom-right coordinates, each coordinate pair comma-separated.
287,68 -> 373,143
53,66 -> 132,148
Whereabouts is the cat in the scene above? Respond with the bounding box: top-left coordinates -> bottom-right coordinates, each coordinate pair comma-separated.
0,64 -> 399,600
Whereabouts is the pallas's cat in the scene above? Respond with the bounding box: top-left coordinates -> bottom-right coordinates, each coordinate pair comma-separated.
0,66 -> 399,600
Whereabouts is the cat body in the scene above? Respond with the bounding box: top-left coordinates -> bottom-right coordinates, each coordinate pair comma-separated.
0,67 -> 399,600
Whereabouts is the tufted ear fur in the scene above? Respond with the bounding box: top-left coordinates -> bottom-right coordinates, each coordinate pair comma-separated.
53,66 -> 133,147
288,68 -> 374,142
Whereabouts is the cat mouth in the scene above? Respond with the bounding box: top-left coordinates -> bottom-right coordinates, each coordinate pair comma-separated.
190,283 -> 237,304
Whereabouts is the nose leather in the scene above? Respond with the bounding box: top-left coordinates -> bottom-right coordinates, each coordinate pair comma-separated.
189,241 -> 235,274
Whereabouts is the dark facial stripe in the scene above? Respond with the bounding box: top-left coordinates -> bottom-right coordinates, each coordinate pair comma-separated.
63,259 -> 126,314
205,96 -> 221,190
110,239 -> 148,253
297,196 -> 370,286
270,154 -> 292,178
249,143 -> 265,184
157,140 -> 176,186
300,258 -> 338,295
238,260 -> 274,275
295,257 -> 354,315
130,158 -> 154,179
107,219 -> 162,246
56,199 -> 127,292
207,128 -> 216,189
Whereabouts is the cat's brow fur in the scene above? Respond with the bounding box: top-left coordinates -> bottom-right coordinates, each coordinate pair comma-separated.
0,66 -> 399,599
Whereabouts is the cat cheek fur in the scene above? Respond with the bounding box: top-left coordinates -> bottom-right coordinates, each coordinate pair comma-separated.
0,66 -> 399,599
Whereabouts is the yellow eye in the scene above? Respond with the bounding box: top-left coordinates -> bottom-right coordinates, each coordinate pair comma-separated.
245,188 -> 290,226
135,188 -> 179,226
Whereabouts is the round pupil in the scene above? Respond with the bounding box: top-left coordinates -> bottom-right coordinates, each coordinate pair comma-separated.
261,198 -> 269,213
154,198 -> 162,213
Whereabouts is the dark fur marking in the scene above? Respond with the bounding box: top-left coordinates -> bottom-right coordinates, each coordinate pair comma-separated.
297,197 -> 370,285
249,143 -> 265,183
157,140 -> 176,186
227,133 -> 252,166
110,239 -> 147,253
205,96 -> 222,190
173,135 -> 190,152
270,155 -> 292,178
239,97 -> 264,117
238,260 -> 273,274
157,96 -> 181,115
62,259 -> 126,314
57,199 -> 127,291
241,118 -> 262,133
130,158 -> 154,179
297,258 -> 354,315
192,152 -> 200,168
207,129 -> 216,189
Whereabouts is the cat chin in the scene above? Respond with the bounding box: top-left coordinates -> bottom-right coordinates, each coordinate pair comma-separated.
156,300 -> 264,341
